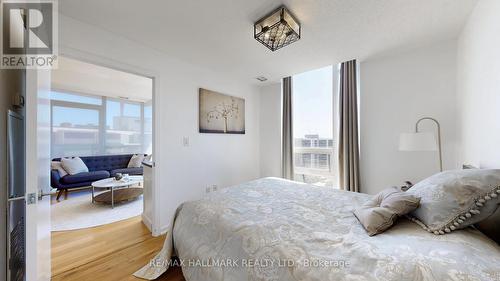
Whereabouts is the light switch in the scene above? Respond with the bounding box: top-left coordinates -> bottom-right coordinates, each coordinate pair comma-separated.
183,136 -> 189,147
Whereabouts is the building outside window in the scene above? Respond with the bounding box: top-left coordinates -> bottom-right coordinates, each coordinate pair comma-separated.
50,91 -> 152,158
292,66 -> 337,187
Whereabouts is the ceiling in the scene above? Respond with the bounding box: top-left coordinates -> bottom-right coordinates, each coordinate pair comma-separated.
59,0 -> 477,85
51,56 -> 153,102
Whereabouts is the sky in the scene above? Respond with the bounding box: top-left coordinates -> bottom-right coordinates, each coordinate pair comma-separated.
293,65 -> 334,139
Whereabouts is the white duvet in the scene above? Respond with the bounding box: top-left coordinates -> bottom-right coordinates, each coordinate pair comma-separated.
135,177 -> 500,281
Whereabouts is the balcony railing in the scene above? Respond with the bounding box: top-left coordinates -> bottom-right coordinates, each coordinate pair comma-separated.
293,146 -> 336,187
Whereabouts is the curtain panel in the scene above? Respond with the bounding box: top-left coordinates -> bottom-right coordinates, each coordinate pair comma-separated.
338,60 -> 361,192
282,77 -> 294,180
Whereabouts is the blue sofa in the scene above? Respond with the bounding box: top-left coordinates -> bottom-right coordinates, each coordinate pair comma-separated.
51,154 -> 144,200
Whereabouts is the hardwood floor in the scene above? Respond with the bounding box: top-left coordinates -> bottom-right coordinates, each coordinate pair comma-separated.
51,216 -> 185,281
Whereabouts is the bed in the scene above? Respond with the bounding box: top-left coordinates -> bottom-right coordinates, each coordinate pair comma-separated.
135,177 -> 500,281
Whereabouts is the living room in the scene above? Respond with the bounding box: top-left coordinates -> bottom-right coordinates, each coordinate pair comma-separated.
48,56 -> 154,233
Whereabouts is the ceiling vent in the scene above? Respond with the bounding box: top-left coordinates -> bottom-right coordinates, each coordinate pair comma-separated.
256,76 -> 268,82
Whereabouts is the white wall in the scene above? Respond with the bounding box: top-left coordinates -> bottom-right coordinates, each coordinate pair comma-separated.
360,40 -> 458,194
457,0 -> 500,169
58,15 -> 261,231
259,83 -> 281,177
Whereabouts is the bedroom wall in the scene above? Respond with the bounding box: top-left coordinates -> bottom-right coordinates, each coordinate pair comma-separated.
259,83 -> 282,177
456,0 -> 500,169
58,15 -> 261,232
360,40 -> 458,195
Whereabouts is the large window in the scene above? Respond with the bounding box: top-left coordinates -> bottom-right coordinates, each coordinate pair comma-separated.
50,91 -> 152,158
105,99 -> 143,154
292,66 -> 337,187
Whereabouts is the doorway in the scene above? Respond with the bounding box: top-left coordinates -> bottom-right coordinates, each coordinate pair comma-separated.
48,56 -> 158,277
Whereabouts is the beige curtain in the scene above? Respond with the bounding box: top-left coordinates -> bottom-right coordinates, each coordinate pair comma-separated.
338,60 -> 360,192
282,77 -> 294,180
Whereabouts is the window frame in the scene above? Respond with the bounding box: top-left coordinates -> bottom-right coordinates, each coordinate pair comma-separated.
291,65 -> 340,188
50,90 -> 150,158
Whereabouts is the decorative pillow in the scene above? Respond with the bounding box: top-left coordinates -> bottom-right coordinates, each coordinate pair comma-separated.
407,169 -> 500,235
51,161 -> 68,177
128,154 -> 145,168
353,187 -> 421,236
61,157 -> 89,175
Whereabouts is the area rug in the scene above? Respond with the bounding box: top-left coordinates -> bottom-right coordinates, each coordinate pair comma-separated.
51,189 -> 143,232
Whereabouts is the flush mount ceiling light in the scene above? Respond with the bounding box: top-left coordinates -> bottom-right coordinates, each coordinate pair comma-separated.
254,6 -> 301,51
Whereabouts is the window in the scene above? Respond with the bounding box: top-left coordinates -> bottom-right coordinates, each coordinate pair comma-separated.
105,100 -> 143,154
51,91 -> 102,105
52,106 -> 100,157
292,66 -> 337,187
50,91 -> 152,158
143,101 -> 153,154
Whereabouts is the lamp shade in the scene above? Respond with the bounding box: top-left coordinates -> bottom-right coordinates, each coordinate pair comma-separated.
399,132 -> 438,151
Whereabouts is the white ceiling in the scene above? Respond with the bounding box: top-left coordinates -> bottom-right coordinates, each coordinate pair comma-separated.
51,56 -> 153,102
59,0 -> 477,85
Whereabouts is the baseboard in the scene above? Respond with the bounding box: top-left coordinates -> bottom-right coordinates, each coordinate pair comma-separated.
142,214 -> 169,236
141,213 -> 153,233
157,224 -> 169,236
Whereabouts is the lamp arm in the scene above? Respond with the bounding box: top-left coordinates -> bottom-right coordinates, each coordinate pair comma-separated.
415,117 -> 443,172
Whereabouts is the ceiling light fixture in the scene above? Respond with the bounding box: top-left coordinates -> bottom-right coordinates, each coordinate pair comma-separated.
254,6 -> 301,51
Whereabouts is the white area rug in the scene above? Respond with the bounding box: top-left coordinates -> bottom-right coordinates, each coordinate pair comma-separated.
51,189 -> 143,232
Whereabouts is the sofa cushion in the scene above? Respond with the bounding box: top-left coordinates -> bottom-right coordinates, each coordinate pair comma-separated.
82,155 -> 137,172
110,167 -> 143,177
61,170 -> 110,184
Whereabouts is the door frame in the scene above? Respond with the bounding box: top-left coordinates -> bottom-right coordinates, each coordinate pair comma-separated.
54,46 -> 163,235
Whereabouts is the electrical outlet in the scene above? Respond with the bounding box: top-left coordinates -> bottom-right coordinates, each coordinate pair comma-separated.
183,136 -> 190,147
205,186 -> 211,193
212,185 -> 218,192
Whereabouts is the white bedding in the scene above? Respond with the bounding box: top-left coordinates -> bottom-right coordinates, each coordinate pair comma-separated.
135,177 -> 500,281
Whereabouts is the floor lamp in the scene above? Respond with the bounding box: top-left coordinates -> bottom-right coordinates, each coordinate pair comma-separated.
399,117 -> 443,172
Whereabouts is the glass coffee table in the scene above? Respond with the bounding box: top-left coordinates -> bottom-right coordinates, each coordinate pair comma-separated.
91,176 -> 143,208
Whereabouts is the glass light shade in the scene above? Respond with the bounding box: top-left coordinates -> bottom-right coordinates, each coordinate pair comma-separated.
399,132 -> 438,151
254,6 -> 301,51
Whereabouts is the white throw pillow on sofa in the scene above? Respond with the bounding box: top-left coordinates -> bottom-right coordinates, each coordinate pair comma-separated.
51,161 -> 68,177
61,157 -> 89,175
128,154 -> 145,168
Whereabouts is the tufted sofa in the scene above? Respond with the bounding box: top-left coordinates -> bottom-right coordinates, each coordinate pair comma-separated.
51,154 -> 145,199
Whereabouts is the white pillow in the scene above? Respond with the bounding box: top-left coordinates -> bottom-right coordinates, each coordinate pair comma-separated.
128,154 -> 145,168
61,157 -> 89,175
51,161 -> 68,177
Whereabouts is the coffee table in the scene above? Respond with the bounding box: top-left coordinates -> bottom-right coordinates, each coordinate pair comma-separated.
91,176 -> 143,208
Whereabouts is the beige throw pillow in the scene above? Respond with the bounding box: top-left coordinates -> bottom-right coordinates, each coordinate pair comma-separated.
354,187 -> 421,236
51,161 -> 68,177
128,154 -> 145,168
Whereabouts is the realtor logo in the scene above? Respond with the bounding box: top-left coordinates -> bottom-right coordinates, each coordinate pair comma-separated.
1,0 -> 58,69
